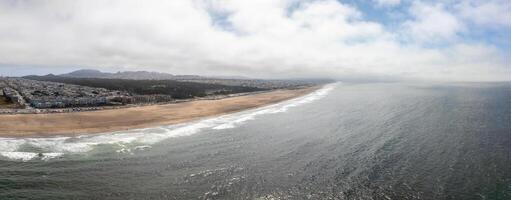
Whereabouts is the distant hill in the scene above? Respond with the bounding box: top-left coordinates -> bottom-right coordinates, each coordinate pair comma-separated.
32,69 -> 331,90
63,69 -> 108,78
23,75 -> 265,99
61,69 -> 203,80
207,75 -> 251,80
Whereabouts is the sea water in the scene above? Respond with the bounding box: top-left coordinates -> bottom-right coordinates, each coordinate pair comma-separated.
1,82 -> 510,200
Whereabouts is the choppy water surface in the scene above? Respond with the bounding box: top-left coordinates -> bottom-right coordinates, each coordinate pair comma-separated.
1,82 -> 511,200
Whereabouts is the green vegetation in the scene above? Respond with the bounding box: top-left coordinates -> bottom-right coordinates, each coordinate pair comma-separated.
0,95 -> 8,105
0,95 -> 18,109
24,75 -> 266,99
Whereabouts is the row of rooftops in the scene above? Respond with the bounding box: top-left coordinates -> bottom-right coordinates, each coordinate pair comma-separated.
0,77 -> 174,109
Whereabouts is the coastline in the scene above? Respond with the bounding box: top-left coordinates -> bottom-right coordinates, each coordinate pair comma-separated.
0,90 -> 270,115
0,86 -> 319,138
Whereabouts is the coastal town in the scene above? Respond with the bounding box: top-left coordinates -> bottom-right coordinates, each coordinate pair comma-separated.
0,72 -> 324,115
0,77 -> 176,114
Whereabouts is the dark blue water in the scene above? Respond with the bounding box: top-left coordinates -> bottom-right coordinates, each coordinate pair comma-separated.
1,83 -> 511,199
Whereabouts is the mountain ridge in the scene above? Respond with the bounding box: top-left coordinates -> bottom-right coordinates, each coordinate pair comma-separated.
60,69 -> 203,80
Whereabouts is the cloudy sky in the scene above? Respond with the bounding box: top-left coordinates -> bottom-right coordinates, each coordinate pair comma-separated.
0,0 -> 510,81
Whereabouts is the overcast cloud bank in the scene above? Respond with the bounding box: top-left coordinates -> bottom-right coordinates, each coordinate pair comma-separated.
0,0 -> 510,81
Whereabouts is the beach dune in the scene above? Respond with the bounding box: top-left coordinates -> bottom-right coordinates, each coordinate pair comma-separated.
0,87 -> 317,137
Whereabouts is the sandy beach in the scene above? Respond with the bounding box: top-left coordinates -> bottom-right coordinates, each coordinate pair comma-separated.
0,87 -> 318,138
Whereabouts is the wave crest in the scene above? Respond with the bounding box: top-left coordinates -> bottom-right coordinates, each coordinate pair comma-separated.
0,83 -> 336,161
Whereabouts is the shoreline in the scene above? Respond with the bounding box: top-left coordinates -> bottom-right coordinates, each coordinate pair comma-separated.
0,86 -> 319,138
0,90 -> 271,115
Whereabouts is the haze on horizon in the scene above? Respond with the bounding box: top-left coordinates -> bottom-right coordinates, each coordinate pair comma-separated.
0,0 -> 510,81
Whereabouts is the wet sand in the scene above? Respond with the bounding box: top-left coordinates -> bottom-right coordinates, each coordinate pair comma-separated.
0,87 -> 318,138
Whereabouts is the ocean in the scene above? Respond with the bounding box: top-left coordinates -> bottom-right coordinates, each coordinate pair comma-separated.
1,82 -> 510,199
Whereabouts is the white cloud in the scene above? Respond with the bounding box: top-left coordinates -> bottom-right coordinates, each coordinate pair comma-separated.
0,0 -> 509,81
455,0 -> 511,27
373,0 -> 401,7
402,2 -> 465,43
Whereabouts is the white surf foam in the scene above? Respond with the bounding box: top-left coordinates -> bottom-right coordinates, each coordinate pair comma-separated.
0,83 -> 337,161
0,152 -> 63,161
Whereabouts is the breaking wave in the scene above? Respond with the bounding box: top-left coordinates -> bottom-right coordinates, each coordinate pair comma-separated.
0,83 -> 336,161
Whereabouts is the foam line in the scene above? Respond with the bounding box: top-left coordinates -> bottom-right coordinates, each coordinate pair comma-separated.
0,83 -> 337,161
